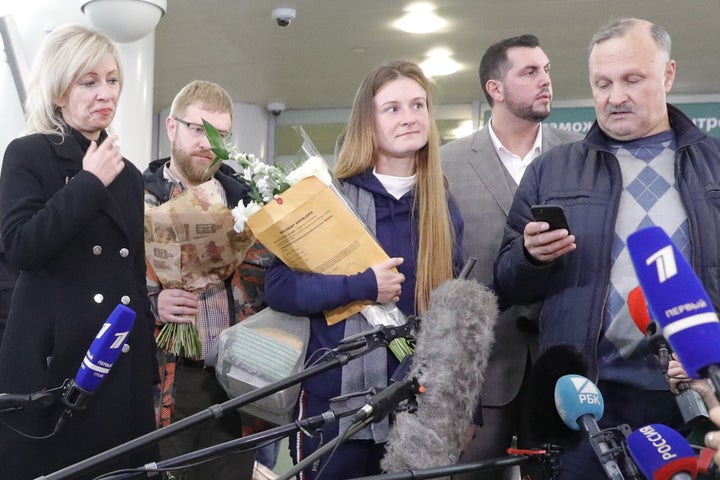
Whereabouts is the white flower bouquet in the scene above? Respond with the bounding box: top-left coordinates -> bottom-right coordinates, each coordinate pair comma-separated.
228,151 -> 333,234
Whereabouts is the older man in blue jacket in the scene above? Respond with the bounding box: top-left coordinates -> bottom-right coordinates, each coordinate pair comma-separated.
494,17 -> 720,480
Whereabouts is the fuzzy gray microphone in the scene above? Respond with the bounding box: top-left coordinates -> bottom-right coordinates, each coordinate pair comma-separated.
381,278 -> 498,474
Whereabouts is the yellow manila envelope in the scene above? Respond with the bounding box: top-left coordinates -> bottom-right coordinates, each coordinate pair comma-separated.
247,175 -> 390,325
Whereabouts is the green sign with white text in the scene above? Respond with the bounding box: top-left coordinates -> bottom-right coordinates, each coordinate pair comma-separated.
484,103 -> 720,138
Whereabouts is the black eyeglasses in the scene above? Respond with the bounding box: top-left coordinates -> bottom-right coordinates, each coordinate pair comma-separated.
173,117 -> 230,141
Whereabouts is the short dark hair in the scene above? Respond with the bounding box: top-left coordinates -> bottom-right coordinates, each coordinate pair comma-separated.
479,34 -> 540,106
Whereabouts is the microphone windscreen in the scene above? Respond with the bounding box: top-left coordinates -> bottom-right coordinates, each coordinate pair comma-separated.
523,345 -> 587,446
627,226 -> 720,378
628,285 -> 652,334
554,374 -> 604,430
74,304 -> 136,392
381,278 -> 498,472
627,424 -> 698,480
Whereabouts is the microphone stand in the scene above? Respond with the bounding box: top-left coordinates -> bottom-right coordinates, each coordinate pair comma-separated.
0,388 -> 61,416
276,378 -> 421,480
35,323 -> 408,480
350,446 -> 562,480
100,407 -> 361,479
276,415 -> 373,480
351,457 -> 530,480
105,377 -> 418,479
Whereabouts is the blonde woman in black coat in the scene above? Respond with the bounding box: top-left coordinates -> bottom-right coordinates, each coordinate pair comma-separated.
0,25 -> 157,479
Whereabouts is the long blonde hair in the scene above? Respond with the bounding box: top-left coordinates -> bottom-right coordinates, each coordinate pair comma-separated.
335,60 -> 455,314
24,25 -> 122,137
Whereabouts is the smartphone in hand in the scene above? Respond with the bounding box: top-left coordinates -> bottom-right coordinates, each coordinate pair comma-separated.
531,204 -> 571,234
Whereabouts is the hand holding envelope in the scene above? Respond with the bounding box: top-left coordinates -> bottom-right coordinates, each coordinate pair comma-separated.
248,175 -> 391,324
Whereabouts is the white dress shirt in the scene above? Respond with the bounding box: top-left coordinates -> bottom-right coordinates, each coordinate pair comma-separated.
487,118 -> 543,185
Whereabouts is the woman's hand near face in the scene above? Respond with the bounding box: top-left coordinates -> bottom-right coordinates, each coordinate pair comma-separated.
83,134 -> 124,186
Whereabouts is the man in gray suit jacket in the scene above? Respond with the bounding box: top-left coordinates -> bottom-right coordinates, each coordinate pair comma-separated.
440,34 -> 582,480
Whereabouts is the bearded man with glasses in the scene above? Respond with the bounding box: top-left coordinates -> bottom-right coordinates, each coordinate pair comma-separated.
143,80 -> 274,479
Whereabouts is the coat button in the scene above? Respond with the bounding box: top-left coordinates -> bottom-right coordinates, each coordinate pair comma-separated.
122,344 -> 130,353
119,248 -> 129,258
121,295 -> 131,305
93,294 -> 104,303
92,245 -> 103,255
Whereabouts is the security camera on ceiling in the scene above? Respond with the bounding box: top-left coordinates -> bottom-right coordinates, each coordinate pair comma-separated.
271,7 -> 296,27
267,102 -> 287,117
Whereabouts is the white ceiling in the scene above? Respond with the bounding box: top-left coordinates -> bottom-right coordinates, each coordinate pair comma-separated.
152,0 -> 720,114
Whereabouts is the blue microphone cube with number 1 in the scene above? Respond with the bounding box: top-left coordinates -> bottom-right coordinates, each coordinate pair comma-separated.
75,304 -> 136,392
627,226 -> 720,379
554,374 -> 604,430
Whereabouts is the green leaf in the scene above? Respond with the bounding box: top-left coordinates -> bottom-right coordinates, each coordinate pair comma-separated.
201,119 -> 229,181
203,119 -> 226,152
211,147 -> 229,159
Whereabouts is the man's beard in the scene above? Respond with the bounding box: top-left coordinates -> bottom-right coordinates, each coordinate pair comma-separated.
505,90 -> 551,123
171,142 -> 220,185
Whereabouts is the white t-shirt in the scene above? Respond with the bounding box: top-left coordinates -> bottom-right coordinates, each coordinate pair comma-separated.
373,167 -> 416,199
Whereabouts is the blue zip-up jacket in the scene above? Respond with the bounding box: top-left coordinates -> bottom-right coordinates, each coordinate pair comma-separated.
265,168 -> 464,398
494,104 -> 720,382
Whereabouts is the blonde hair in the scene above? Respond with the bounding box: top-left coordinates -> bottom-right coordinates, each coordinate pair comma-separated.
335,60 -> 454,314
169,80 -> 234,123
25,25 -> 122,137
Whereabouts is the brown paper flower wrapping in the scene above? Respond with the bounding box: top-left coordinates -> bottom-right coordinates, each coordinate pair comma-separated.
145,180 -> 255,292
145,180 -> 255,359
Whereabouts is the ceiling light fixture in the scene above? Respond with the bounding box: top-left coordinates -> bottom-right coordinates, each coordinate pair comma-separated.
80,0 -> 167,43
420,48 -> 461,76
394,2 -> 446,34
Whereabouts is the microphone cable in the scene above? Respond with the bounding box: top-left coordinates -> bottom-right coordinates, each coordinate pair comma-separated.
0,383 -> 73,440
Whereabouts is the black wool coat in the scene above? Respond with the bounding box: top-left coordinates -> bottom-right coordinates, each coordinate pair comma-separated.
0,129 -> 158,479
